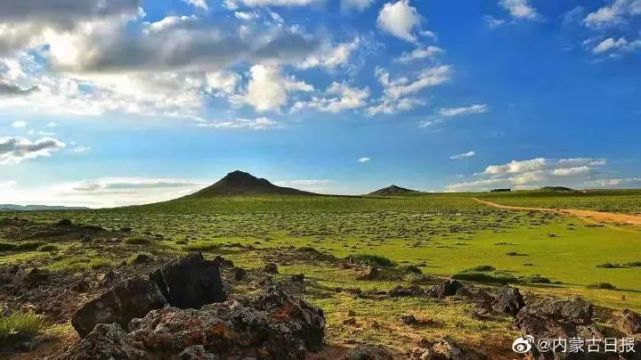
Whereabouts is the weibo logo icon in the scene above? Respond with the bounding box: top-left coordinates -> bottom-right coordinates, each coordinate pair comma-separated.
512,335 -> 534,354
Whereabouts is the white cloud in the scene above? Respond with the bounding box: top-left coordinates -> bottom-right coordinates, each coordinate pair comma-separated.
70,145 -> 91,154
499,0 -> 539,20
485,15 -> 507,28
292,82 -> 370,113
183,0 -> 209,10
238,64 -> 313,112
396,46 -> 443,63
584,0 -> 641,28
376,65 -> 451,100
196,117 -> 282,130
225,0 -> 322,8
358,157 -> 371,163
439,104 -> 489,117
450,151 -> 476,160
0,136 -> 65,165
584,177 -> 641,188
234,11 -> 259,21
206,71 -> 240,96
0,177 -> 205,208
11,120 -> 27,129
447,157 -> 610,192
377,0 -> 422,42
592,37 -> 641,54
299,38 -> 360,70
342,0 -> 376,11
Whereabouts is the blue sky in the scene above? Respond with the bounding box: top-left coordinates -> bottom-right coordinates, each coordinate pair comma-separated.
0,0 -> 640,207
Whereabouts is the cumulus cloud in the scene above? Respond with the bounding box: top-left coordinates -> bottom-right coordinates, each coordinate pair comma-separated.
376,65 -> 451,100
396,46 -> 443,63
358,157 -> 371,163
236,64 -> 313,112
592,37 -> 641,54
0,80 -> 36,96
499,0 -> 539,20
183,0 -> 209,10
196,117 -> 282,130
377,0 -> 422,42
0,136 -> 65,165
206,71 -> 240,96
450,151 -> 476,160
446,157 -> 609,192
584,0 -> 641,28
292,82 -> 370,113
11,121 -> 27,129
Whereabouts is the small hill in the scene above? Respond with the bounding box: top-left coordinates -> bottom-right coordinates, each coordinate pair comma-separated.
369,185 -> 419,196
540,186 -> 576,192
185,170 -> 314,197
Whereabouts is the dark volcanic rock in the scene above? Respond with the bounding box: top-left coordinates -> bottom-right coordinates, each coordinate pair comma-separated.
71,278 -> 168,338
264,262 -> 279,274
151,252 -> 226,309
232,267 -> 246,281
426,279 -> 463,299
520,297 -> 593,325
413,338 -> 488,360
24,267 -> 50,287
61,323 -> 146,360
64,287 -> 325,359
342,344 -> 396,360
491,286 -> 525,316
388,285 -> 424,297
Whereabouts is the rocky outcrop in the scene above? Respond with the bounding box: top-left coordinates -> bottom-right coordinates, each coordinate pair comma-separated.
342,344 -> 396,360
491,286 -> 525,316
62,287 -> 325,360
71,277 -> 168,338
409,338 -> 488,360
150,252 -> 226,309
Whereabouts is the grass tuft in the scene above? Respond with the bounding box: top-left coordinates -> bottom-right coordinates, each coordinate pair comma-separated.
346,254 -> 395,267
0,312 -> 44,343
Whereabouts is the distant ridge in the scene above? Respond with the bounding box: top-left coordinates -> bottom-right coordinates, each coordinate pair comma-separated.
540,186 -> 576,192
184,170 -> 315,197
369,185 -> 419,196
0,204 -> 89,211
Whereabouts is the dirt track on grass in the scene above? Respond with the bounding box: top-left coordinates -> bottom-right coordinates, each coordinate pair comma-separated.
474,198 -> 641,226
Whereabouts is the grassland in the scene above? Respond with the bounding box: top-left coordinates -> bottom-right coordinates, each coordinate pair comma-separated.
1,193 -> 641,357
479,189 -> 641,214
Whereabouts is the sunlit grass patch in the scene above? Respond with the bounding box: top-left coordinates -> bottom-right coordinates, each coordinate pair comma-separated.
0,312 -> 44,343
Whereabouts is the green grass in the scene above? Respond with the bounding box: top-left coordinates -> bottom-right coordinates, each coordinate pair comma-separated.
0,312 -> 44,342
346,254 -> 395,267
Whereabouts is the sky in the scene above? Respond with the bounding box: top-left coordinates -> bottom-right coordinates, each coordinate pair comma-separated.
0,0 -> 640,207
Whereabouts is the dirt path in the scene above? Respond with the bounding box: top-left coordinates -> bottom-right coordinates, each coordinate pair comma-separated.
474,198 -> 641,227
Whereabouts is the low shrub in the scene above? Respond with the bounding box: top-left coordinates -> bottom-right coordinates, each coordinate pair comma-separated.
124,237 -> 151,245
587,282 -> 617,290
452,271 -> 517,284
596,263 -> 624,269
89,257 -> 113,269
37,244 -> 59,252
522,274 -> 552,284
346,254 -> 395,267
464,265 -> 495,272
183,242 -> 220,252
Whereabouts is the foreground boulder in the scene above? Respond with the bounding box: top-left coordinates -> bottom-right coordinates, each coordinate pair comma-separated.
62,323 -> 146,360
342,344 -> 396,359
71,278 -> 167,338
426,279 -> 463,299
151,252 -> 226,309
491,286 -> 525,316
410,338 -> 487,360
63,287 -> 325,359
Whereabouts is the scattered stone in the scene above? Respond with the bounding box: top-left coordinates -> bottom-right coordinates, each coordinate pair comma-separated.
348,310 -> 357,317
388,285 -> 424,297
264,262 -> 278,274
0,331 -> 38,353
72,278 -> 90,293
57,219 -> 72,226
129,253 -> 154,265
213,256 -> 234,268
357,267 -> 380,280
24,268 -> 50,287
426,279 -> 463,299
491,286 -> 525,316
341,344 -> 396,360
151,252 -> 226,309
413,339 -> 487,360
291,273 -> 305,282
71,278 -> 168,338
401,314 -> 419,326
343,317 -> 357,326
232,267 -> 246,281
98,270 -> 115,287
